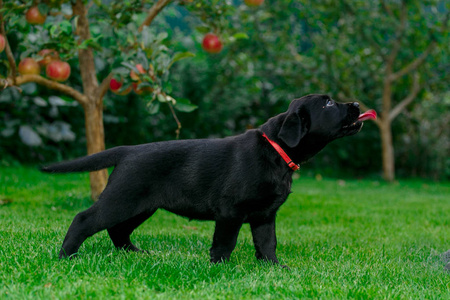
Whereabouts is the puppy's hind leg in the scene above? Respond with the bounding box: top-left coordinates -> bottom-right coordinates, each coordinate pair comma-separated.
59,186 -> 147,258
107,210 -> 156,252
59,204 -> 104,258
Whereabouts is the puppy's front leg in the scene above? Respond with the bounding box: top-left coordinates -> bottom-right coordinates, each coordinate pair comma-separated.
210,219 -> 243,263
250,215 -> 279,264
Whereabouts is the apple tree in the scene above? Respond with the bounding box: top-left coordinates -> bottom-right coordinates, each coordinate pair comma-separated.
298,0 -> 449,181
0,0 -> 250,199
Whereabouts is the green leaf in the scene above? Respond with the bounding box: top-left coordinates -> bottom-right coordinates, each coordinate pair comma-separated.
60,21 -> 72,34
232,32 -> 249,40
121,62 -> 140,74
78,39 -> 91,50
141,28 -> 154,47
147,101 -> 160,115
157,93 -> 167,103
137,81 -> 153,89
156,32 -> 168,44
196,26 -> 210,34
37,4 -> 49,16
137,50 -> 149,71
50,25 -> 58,37
168,52 -> 195,69
174,98 -> 198,113
113,67 -> 130,77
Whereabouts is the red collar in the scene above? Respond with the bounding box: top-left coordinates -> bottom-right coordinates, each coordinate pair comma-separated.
262,133 -> 300,171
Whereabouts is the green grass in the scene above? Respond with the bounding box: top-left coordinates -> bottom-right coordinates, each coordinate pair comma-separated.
1,166 -> 449,299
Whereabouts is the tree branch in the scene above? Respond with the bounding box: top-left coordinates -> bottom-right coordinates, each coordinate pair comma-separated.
387,7 -> 448,82
0,0 -> 17,84
96,72 -> 113,100
388,41 -> 436,82
2,74 -> 88,106
138,0 -> 173,32
168,102 -> 181,139
385,0 -> 407,65
389,72 -> 421,121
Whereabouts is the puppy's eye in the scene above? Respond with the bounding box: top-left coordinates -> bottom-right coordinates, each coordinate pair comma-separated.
326,99 -> 334,107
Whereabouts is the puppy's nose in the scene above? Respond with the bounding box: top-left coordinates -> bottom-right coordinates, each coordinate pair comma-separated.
351,102 -> 360,108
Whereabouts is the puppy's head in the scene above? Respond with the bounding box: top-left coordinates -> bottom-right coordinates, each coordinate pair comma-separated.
278,94 -> 363,148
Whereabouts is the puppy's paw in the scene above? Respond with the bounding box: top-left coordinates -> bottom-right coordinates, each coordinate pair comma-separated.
210,256 -> 230,264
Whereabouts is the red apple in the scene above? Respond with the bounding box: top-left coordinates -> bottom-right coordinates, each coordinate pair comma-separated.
46,60 -> 71,82
110,78 -> 131,95
0,34 -> 5,53
18,58 -> 40,75
130,64 -> 146,81
244,0 -> 264,6
26,6 -> 47,25
202,33 -> 223,54
37,49 -> 59,67
110,78 -> 122,91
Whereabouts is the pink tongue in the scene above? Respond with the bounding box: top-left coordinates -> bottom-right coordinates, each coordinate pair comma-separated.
358,109 -> 377,122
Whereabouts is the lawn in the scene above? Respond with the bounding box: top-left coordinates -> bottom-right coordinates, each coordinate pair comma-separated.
1,166 -> 449,299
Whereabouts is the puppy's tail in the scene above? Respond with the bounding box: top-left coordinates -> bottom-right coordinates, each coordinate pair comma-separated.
40,146 -> 127,173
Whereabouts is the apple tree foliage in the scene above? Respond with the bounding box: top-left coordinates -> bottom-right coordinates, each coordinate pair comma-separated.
1,0 -> 200,117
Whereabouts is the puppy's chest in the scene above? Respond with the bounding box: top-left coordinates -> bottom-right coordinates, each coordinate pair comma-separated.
237,178 -> 292,212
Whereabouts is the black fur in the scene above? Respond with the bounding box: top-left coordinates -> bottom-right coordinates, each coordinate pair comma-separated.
41,94 -> 362,264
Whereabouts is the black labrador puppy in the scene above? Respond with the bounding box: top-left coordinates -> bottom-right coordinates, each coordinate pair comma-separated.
42,94 -> 375,264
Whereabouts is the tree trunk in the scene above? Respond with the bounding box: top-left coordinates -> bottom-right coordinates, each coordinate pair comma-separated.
74,0 -> 108,200
380,65 -> 395,182
380,118 -> 395,182
84,100 -> 108,200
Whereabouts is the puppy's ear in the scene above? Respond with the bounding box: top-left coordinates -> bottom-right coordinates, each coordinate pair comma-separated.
278,112 -> 307,148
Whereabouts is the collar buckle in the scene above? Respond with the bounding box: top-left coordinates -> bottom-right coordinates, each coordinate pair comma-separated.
288,161 -> 300,171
